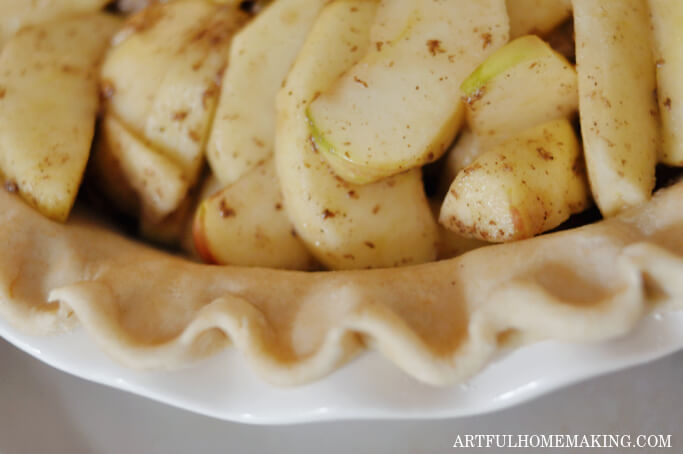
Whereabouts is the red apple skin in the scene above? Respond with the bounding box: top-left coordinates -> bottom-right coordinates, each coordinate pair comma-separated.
192,202 -> 219,265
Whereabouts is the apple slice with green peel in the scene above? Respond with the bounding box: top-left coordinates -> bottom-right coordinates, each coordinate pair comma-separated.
92,115 -> 189,223
207,0 -> 328,185
574,0 -> 658,217
306,0 -> 509,185
0,0 -> 111,48
506,0 -> 572,38
440,119 -> 590,242
276,0 -> 438,270
461,35 -> 578,148
649,0 -> 683,166
0,13 -> 121,222
192,161 -> 315,270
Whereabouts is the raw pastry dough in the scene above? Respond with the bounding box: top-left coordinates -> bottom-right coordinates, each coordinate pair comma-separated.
0,183 -> 682,385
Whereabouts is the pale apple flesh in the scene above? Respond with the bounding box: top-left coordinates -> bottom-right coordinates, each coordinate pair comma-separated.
101,0 -> 247,187
143,5 -> 247,182
648,0 -> 683,166
461,35 -> 578,148
306,0 -> 509,184
275,0 -> 438,270
429,200 -> 488,260
438,130 -> 483,197
207,0 -> 327,185
0,0 -> 111,48
573,0 -> 659,217
192,161 -> 315,270
92,115 -> 189,223
0,13 -> 121,222
440,119 -> 590,242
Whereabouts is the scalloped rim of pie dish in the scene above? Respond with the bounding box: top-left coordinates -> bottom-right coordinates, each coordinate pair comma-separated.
0,182 -> 682,386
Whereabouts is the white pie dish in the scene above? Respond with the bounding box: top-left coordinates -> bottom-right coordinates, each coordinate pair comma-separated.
1,309 -> 681,424
2,181 -> 683,423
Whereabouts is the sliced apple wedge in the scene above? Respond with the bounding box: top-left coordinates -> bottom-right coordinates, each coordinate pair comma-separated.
306,0 -> 509,184
439,130 -> 484,196
440,119 -> 590,242
192,161 -> 315,270
101,0 -> 247,182
144,7 -> 246,182
0,13 -> 121,222
91,115 -> 189,223
506,0 -> 572,38
573,0 -> 659,216
461,35 -> 578,147
207,0 -> 328,185
429,200 -> 488,260
648,0 -> 683,166
276,0 -> 438,270
101,2 -> 207,131
0,0 -> 110,48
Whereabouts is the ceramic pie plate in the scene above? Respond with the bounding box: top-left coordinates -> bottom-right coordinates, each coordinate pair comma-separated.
1,311 -> 682,424
1,182 -> 682,424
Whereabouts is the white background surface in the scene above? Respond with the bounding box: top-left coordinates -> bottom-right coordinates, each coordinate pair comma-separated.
0,339 -> 680,454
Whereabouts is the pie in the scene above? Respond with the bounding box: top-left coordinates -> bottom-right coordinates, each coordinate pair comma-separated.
0,0 -> 681,386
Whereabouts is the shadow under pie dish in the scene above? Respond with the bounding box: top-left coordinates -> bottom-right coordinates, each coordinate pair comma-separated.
0,0 -> 683,392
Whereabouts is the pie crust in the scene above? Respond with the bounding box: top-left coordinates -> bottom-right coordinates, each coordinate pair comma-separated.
1,183 -> 682,386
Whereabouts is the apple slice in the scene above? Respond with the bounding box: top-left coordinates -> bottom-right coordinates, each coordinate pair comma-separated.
143,6 -> 246,182
0,0 -> 110,48
429,200 -> 487,260
648,0 -> 683,166
91,115 -> 188,223
276,0 -> 438,270
461,35 -> 578,147
101,1 -> 207,132
192,161 -> 315,270
506,0 -> 572,38
306,0 -> 509,184
573,0 -> 659,216
440,119 -> 590,242
207,0 -> 328,185
101,0 -> 247,182
439,130 -> 484,196
0,13 -> 121,222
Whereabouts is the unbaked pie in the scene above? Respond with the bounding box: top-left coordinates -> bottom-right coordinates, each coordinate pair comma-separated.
0,0 -> 681,385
